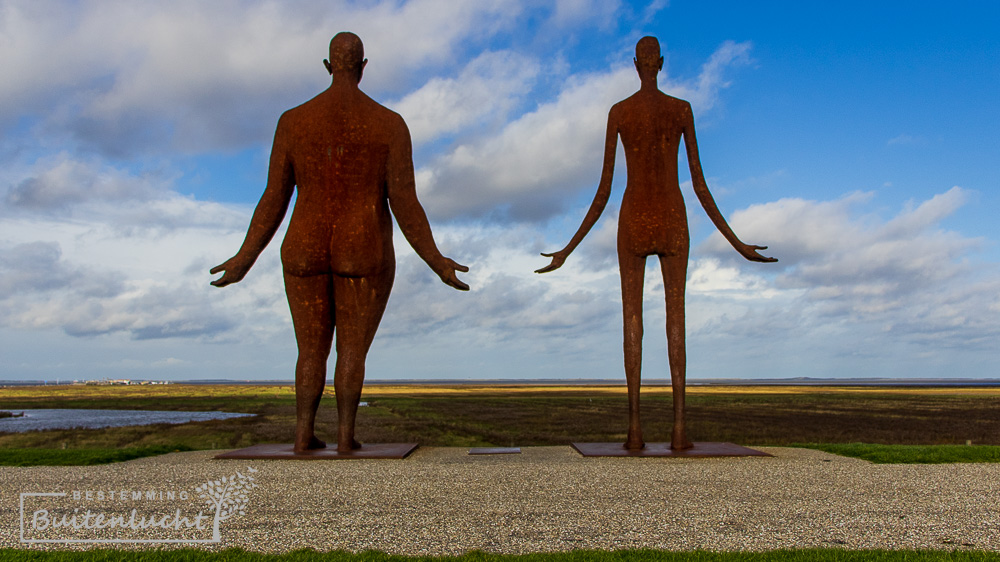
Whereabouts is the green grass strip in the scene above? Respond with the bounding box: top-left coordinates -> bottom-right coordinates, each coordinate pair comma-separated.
792,443 -> 1000,464
0,445 -> 194,467
1,548 -> 1000,561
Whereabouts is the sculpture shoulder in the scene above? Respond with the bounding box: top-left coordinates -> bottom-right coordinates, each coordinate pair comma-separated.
278,89 -> 399,117
274,91 -> 408,141
280,91 -> 327,119
609,99 -> 625,118
620,91 -> 691,111
638,91 -> 689,113
660,94 -> 692,116
377,104 -> 408,132
347,90 -> 405,127
274,101 -> 313,133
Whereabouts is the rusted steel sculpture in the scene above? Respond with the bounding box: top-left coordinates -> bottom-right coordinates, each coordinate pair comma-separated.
537,36 -> 776,451
211,32 -> 468,454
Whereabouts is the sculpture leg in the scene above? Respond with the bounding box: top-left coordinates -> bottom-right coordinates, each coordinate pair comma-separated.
284,271 -> 334,453
619,251 -> 646,450
331,265 -> 394,452
659,253 -> 692,450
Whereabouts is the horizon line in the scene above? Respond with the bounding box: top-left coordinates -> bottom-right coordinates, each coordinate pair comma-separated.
4,376 -> 1000,387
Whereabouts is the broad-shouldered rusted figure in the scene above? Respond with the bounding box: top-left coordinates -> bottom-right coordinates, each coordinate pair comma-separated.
212,33 -> 468,454
537,36 -> 776,450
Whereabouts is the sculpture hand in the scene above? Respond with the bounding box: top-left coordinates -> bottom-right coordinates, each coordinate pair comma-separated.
209,255 -> 253,287
535,250 -> 569,274
436,258 -> 470,291
737,243 -> 777,263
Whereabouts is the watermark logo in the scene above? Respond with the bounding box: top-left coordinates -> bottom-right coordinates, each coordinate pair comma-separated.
20,467 -> 259,544
194,468 -> 258,542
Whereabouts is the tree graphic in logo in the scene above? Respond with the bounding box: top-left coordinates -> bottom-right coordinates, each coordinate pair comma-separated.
195,466 -> 258,541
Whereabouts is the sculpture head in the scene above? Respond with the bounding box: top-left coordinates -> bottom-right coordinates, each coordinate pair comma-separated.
634,36 -> 663,82
323,32 -> 368,84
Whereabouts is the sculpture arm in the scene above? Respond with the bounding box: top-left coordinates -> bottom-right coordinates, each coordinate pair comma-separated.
682,104 -> 776,263
210,115 -> 296,287
535,107 -> 618,274
386,117 -> 469,291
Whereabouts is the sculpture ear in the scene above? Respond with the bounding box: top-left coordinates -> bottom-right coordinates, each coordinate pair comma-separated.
658,56 -> 663,71
323,59 -> 333,75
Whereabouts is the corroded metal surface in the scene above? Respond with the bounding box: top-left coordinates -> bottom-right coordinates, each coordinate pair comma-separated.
214,443 -> 419,460
537,36 -> 776,451
570,442 -> 771,458
211,33 -> 467,455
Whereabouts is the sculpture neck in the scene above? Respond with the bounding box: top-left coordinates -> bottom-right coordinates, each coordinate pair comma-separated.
329,72 -> 362,89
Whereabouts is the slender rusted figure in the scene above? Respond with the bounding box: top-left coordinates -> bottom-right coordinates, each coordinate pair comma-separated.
537,36 -> 775,450
211,33 -> 468,453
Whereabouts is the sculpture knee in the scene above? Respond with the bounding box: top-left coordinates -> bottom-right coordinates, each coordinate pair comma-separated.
296,352 -> 328,377
334,350 -> 366,380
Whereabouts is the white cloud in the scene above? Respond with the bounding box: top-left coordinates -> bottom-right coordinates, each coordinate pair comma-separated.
664,40 -> 753,114
641,0 -> 669,24
380,222 -> 618,345
551,0 -> 622,27
3,155 -> 249,235
698,186 -> 999,351
0,190 -> 625,374
0,241 -> 121,297
687,257 -> 774,298
3,180 -> 998,380
0,237 -> 234,339
4,154 -> 165,212
390,50 -> 541,146
0,152 -> 621,354
418,65 -> 635,220
0,0 -> 526,156
0,156 -> 284,343
417,40 -> 753,221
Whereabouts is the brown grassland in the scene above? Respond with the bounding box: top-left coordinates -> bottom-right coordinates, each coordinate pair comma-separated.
2,384 -> 1000,450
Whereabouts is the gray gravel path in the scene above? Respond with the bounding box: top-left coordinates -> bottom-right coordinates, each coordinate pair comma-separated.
3,446 -> 999,554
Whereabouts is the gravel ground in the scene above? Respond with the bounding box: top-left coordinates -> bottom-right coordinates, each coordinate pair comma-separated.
2,446 -> 999,554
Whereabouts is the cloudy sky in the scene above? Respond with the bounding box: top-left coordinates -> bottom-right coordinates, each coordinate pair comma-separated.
1,0 -> 997,382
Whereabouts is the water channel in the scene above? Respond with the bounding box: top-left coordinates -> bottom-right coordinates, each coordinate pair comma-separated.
0,409 -> 254,432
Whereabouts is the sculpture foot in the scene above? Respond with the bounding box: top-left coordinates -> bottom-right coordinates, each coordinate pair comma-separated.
623,438 -> 646,450
337,438 -> 362,453
624,427 -> 645,450
293,435 -> 327,453
670,433 -> 693,451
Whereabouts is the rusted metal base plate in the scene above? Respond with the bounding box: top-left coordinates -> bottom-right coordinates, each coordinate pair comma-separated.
571,442 -> 771,458
468,447 -> 521,455
214,443 -> 418,460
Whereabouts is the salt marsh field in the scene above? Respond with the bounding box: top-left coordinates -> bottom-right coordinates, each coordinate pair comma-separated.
2,383 -> 999,450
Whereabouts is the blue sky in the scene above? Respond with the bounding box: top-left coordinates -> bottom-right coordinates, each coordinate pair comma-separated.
1,0 -> 998,382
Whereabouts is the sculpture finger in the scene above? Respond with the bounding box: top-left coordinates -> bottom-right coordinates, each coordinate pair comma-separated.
446,274 -> 470,291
